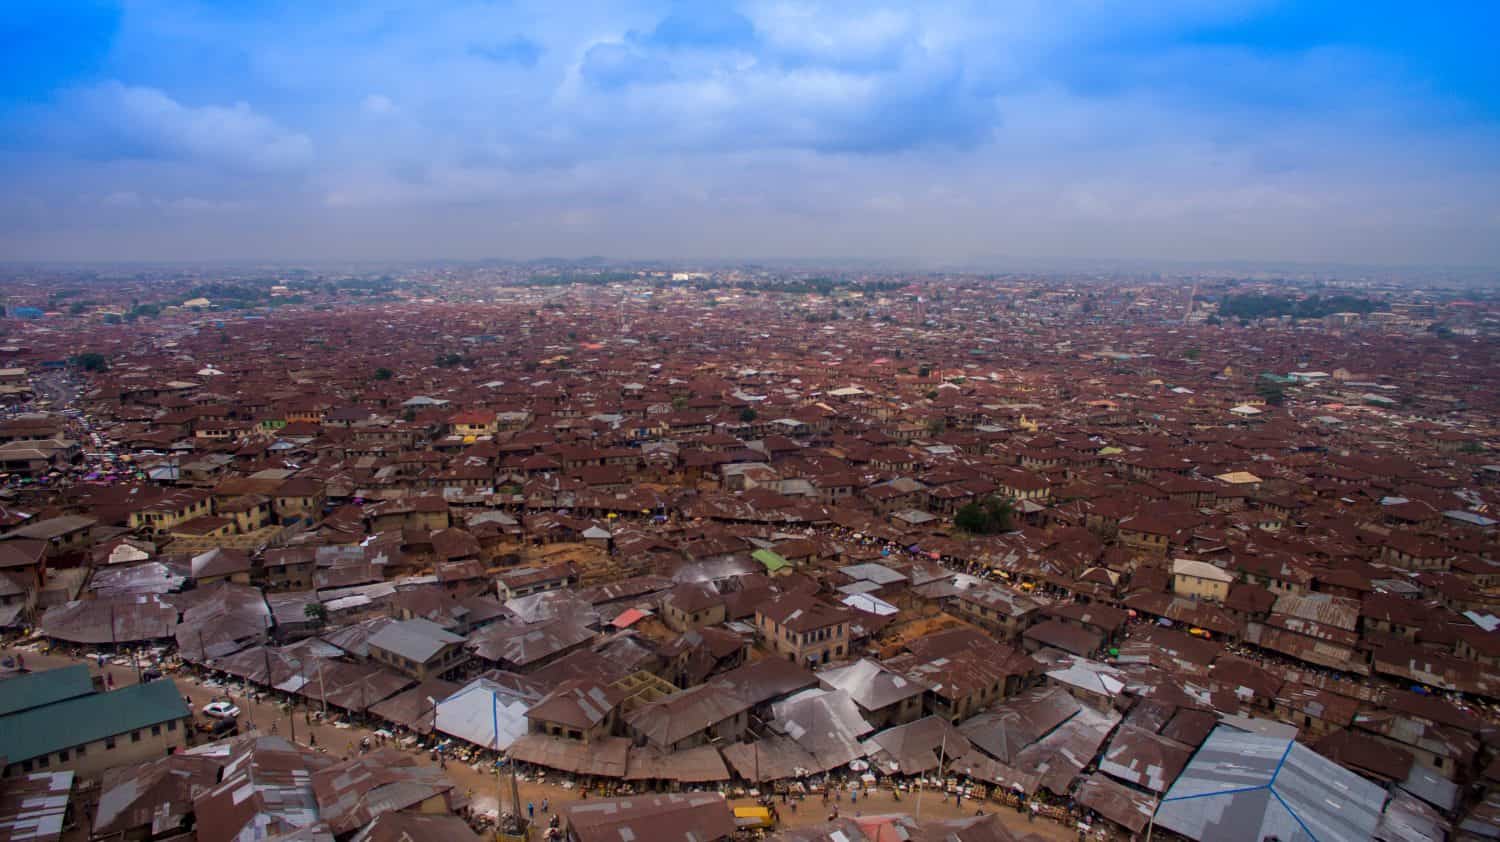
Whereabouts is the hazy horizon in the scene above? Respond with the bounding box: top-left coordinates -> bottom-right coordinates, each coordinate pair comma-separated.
4,1 -> 1498,268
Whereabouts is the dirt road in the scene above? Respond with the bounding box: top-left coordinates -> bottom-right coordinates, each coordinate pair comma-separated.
6,646 -> 1082,841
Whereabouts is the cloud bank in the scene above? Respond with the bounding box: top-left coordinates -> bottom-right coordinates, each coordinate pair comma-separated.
1,0 -> 1497,267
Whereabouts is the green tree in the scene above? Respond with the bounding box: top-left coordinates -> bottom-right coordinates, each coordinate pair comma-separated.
374,367 -> 394,380
70,352 -> 109,372
303,602 -> 328,627
1257,381 -> 1286,406
955,496 -> 1016,535
739,407 -> 758,423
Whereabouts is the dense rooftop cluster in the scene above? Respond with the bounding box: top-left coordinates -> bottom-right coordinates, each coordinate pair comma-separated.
0,268 -> 1496,842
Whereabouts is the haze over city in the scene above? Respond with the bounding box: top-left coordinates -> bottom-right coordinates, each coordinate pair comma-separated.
3,1 -> 1499,269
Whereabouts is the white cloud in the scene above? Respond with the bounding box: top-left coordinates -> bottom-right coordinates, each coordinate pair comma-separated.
74,82 -> 312,173
100,191 -> 142,207
361,94 -> 398,116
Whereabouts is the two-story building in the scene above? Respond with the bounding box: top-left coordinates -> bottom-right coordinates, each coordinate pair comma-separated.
817,659 -> 925,728
526,678 -> 624,743
128,489 -> 214,535
260,546 -> 317,591
946,585 -> 1040,640
367,618 -> 470,681
496,562 -> 579,600
623,684 -> 752,752
1171,558 -> 1234,602
661,582 -> 726,632
272,477 -> 326,523
754,593 -> 852,667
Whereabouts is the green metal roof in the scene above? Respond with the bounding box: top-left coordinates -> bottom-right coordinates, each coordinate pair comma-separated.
751,549 -> 789,572
0,678 -> 189,764
0,664 -> 93,716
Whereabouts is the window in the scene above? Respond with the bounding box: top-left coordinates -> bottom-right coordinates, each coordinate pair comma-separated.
76,744 -> 86,757
167,720 -> 177,732
37,756 -> 48,768
20,761 -> 32,772
105,737 -> 116,750
131,731 -> 142,743
151,725 -> 162,736
58,749 -> 68,762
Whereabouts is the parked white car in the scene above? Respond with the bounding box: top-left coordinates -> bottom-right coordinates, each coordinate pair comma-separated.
202,701 -> 241,719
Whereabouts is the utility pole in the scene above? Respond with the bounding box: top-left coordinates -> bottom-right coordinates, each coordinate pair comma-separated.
1145,793 -> 1162,842
262,643 -> 294,745
917,725 -> 947,820
317,658 -> 328,717
108,603 -> 116,687
492,690 -> 504,825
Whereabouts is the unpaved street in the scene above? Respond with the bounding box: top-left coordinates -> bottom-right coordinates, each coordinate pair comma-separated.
6,646 -> 1081,841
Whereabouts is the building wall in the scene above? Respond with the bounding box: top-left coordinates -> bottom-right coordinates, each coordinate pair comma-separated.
130,497 -> 213,534
1173,573 -> 1230,601
371,643 -> 469,681
662,710 -> 747,752
1119,530 -> 1168,556
865,694 -> 924,729
757,615 -> 848,666
664,601 -> 726,633
3,716 -> 191,779
533,712 -> 616,743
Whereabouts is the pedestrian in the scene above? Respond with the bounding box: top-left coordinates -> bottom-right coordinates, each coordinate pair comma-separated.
528,801 -> 535,820
541,798 -> 549,814
1029,801 -> 1037,823
956,792 -> 962,808
850,790 -> 857,804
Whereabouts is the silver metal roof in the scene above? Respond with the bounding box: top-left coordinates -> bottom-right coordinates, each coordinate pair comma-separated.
1154,726 -> 1386,842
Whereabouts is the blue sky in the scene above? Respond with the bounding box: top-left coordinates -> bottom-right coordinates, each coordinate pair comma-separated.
2,0 -> 1498,267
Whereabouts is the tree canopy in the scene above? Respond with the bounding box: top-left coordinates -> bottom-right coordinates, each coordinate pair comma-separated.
955,496 -> 1015,535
